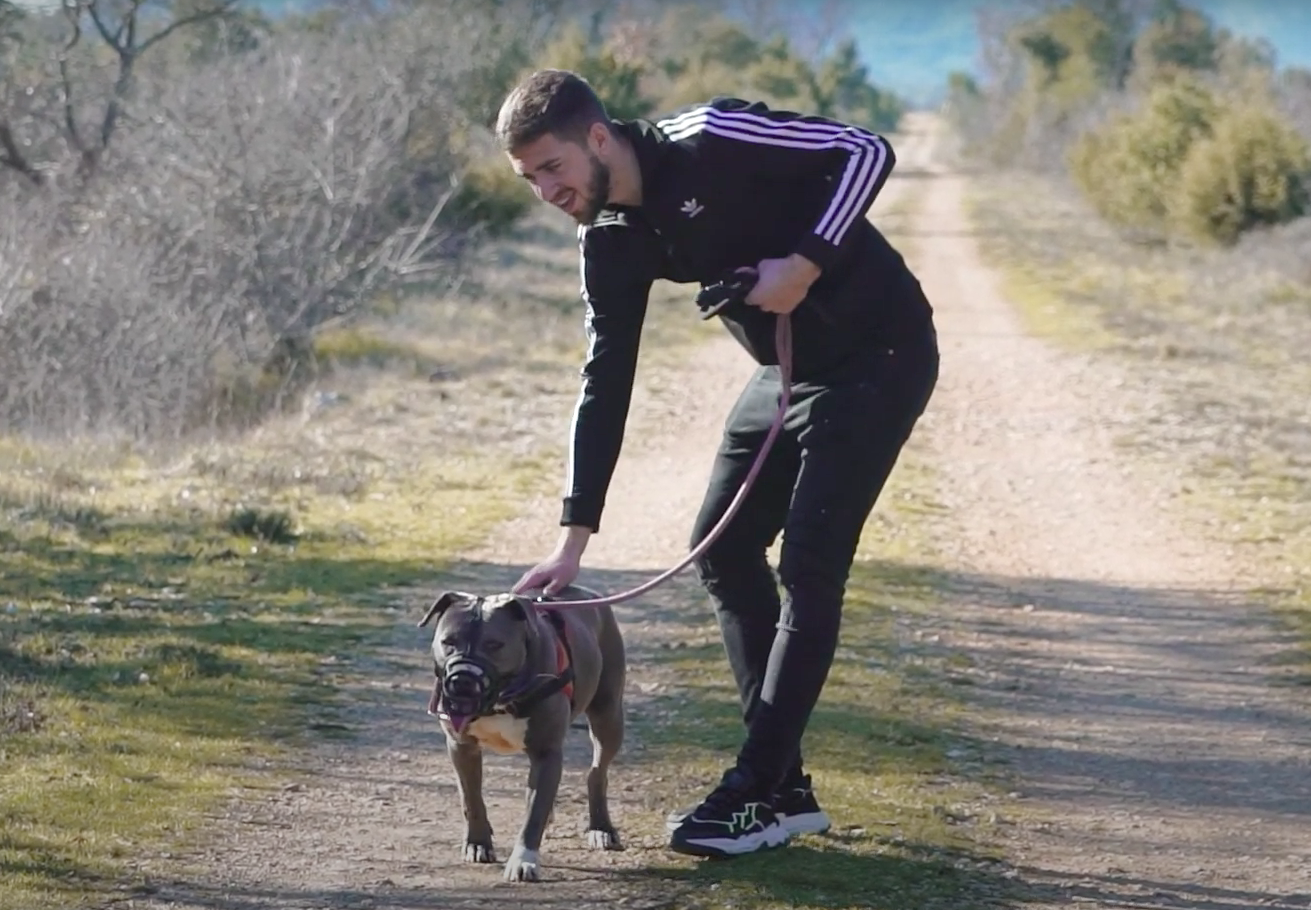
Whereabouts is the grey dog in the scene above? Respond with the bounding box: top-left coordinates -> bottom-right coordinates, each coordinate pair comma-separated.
417,584 -> 626,882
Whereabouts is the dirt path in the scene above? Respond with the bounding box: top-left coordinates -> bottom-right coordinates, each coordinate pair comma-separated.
117,126 -> 923,910
909,118 -> 1311,907
117,115 -> 1311,910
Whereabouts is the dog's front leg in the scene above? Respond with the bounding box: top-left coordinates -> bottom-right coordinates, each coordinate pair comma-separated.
448,737 -> 495,863
503,745 -> 563,883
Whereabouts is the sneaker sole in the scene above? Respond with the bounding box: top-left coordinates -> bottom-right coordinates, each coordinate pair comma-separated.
780,809 -> 831,837
665,810 -> 831,837
668,822 -> 791,858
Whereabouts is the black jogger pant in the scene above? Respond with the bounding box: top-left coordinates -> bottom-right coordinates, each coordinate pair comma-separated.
688,322 -> 940,797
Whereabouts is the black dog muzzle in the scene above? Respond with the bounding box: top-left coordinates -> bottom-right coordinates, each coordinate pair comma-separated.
432,655 -> 499,729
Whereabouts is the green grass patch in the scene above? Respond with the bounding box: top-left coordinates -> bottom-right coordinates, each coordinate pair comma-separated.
0,199 -> 725,908
0,417 -> 547,909
963,170 -> 1311,686
625,557 -> 1016,910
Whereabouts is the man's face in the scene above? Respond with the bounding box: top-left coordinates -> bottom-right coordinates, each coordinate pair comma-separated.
509,126 -> 612,226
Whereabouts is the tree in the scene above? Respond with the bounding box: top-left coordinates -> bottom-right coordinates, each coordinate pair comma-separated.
1128,0 -> 1219,89
171,0 -> 270,61
0,0 -> 244,183
0,1 -> 39,183
812,38 -> 902,130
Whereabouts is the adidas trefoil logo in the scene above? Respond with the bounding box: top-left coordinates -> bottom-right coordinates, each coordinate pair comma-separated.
681,197 -> 704,218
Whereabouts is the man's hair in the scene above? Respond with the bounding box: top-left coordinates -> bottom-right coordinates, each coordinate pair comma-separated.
495,69 -> 611,153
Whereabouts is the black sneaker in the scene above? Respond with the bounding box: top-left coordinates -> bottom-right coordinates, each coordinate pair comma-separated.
667,768 -> 790,858
771,773 -> 831,836
665,772 -> 831,838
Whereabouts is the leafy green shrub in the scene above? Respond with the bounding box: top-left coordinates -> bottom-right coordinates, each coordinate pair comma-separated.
747,35 -> 823,113
1172,104 -> 1311,244
534,24 -> 655,121
1067,77 -> 1219,234
445,154 -> 534,237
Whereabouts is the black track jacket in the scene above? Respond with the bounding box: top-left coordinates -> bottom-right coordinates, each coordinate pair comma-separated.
560,96 -> 933,532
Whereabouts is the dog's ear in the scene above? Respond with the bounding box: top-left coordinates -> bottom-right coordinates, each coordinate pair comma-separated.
501,594 -> 542,647
501,594 -> 538,622
417,590 -> 466,628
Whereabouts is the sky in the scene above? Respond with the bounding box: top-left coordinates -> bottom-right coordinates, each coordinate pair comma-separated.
838,0 -> 1311,106
9,0 -> 1311,109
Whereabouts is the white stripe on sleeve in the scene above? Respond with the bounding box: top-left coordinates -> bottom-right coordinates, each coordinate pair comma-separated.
658,106 -> 891,245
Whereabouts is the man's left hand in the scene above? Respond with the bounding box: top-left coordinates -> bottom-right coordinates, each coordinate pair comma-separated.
744,254 -> 822,315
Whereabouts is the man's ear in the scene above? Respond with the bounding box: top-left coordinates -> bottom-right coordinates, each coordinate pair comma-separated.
588,119 -> 611,155
417,591 -> 467,628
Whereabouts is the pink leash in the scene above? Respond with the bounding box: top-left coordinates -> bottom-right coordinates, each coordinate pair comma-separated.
528,312 -> 793,610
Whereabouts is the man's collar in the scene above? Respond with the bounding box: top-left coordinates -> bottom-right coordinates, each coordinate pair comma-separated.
608,118 -> 671,214
616,118 -> 669,183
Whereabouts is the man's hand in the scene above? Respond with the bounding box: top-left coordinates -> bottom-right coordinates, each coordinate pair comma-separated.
512,551 -> 580,597
744,253 -> 822,315
512,525 -> 591,596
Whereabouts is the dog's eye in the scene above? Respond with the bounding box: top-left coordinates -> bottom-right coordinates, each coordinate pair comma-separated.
484,640 -> 504,653
440,637 -> 458,651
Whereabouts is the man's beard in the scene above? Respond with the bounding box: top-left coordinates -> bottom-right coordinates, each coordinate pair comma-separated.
574,154 -> 612,226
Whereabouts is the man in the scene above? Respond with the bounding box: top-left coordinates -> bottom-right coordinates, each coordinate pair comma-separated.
496,69 -> 939,859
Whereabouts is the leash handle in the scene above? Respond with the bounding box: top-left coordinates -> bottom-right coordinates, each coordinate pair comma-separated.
695,268 -> 835,326
695,269 -> 757,321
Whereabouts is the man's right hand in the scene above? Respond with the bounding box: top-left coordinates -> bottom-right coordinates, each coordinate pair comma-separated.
511,526 -> 592,596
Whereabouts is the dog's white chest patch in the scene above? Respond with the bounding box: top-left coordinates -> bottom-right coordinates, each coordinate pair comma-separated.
466,714 -> 528,754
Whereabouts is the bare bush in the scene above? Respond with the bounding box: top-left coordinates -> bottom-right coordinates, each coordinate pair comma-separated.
0,181 -> 237,436
136,25 -> 466,342
0,0 -> 563,441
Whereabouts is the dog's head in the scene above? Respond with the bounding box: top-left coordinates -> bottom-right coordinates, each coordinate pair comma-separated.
417,590 -> 540,733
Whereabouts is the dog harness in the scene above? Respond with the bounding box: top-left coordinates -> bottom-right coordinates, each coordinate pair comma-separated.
500,608 -> 575,718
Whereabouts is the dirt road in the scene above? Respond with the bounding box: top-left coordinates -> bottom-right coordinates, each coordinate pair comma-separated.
911,117 -> 1311,907
122,115 -> 1311,910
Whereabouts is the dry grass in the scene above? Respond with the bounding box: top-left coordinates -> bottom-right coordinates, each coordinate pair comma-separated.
965,171 -> 1311,682
0,206 -> 710,910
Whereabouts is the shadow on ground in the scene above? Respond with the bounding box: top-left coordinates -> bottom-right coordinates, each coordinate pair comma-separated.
129,850 -> 1019,910
910,569 -> 1311,815
7,527 -> 1307,909
1010,868 -> 1311,910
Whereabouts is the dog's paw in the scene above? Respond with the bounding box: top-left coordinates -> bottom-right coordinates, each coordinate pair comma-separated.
502,846 -> 541,883
462,841 -> 496,864
586,827 -> 623,851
